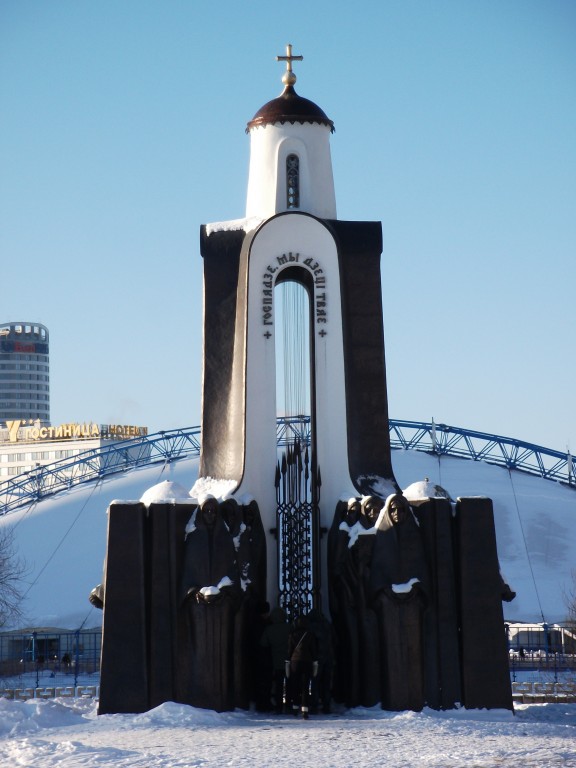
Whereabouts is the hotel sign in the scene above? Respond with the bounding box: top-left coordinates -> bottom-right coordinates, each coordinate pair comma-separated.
5,420 -> 148,443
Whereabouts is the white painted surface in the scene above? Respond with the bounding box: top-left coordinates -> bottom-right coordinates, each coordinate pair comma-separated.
234,215 -> 357,602
246,123 -> 336,220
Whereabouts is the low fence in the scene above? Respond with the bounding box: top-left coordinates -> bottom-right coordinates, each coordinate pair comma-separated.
1,684 -> 99,701
512,681 -> 576,703
509,652 -> 576,677
1,625 -> 574,703
0,627 -> 101,697
3,682 -> 574,705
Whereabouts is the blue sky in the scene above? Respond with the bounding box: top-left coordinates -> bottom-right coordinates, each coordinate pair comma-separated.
1,1 -> 575,453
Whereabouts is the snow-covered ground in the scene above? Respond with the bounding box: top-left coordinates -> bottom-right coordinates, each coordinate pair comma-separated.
2,448 -> 575,631
1,697 -> 575,767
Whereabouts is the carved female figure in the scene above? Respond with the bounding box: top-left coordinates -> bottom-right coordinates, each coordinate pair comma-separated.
327,496 -> 382,707
178,496 -> 240,711
370,493 -> 428,711
327,498 -> 361,706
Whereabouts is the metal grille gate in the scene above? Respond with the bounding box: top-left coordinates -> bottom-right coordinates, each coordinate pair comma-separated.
275,440 -> 321,621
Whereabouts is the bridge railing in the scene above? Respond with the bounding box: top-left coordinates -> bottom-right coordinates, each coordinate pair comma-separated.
0,427 -> 202,516
0,418 -> 573,516
389,420 -> 574,484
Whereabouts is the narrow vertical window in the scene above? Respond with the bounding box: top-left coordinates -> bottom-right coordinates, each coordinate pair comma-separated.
286,154 -> 300,208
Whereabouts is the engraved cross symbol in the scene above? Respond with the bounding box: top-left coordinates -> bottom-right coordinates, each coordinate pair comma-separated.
319,329 -> 327,337
263,331 -> 272,339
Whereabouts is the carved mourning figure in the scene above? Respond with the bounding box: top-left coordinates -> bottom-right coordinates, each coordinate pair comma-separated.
355,496 -> 382,707
327,497 -> 361,706
238,499 -> 267,602
220,496 -> 242,542
178,495 -> 241,711
220,496 -> 250,708
240,500 -> 268,704
327,496 -> 382,707
370,493 -> 428,711
220,496 -> 268,709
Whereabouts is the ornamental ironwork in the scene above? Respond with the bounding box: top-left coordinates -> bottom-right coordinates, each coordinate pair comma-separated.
275,439 -> 321,621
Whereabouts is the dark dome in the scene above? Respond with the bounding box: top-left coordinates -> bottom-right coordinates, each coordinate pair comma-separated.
246,85 -> 334,133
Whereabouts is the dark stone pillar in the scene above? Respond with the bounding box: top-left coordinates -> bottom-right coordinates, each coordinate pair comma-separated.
98,502 -> 149,715
414,498 -> 461,709
329,219 -> 398,493
455,497 -> 513,711
374,591 -> 426,711
198,227 -> 246,482
148,503 -> 192,708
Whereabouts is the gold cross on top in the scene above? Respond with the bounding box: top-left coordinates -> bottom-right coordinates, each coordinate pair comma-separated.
276,43 -> 303,86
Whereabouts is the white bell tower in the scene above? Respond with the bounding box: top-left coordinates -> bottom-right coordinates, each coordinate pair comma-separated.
194,46 -> 398,606
245,44 -> 336,220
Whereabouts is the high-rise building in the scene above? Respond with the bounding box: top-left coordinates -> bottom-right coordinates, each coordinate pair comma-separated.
0,322 -> 50,425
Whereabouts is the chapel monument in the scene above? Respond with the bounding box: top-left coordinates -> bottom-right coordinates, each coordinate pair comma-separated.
96,46 -> 514,715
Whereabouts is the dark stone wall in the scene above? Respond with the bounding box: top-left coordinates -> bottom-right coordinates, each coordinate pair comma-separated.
199,226 -> 246,481
455,497 -> 513,711
98,499 -> 267,715
98,503 -> 149,715
414,498 -> 462,710
100,496 -> 514,715
98,502 -> 191,715
327,495 -> 514,713
148,503 -> 191,709
328,220 -> 397,492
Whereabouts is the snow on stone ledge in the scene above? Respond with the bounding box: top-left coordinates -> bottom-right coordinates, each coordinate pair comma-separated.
190,476 -> 238,502
356,474 -> 397,499
140,480 -> 194,505
205,217 -> 262,236
403,477 -> 452,503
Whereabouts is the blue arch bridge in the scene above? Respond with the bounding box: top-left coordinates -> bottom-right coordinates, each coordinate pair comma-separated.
1,417 -> 574,517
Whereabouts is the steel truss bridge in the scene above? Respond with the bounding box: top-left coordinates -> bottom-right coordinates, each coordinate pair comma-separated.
1,418 -> 574,517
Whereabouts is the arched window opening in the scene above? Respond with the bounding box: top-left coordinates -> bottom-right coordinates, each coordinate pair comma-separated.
286,154 -> 300,209
274,272 -> 319,622
275,277 -> 310,419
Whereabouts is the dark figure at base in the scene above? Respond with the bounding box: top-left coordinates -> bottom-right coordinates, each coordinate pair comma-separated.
260,607 -> 291,713
307,608 -> 335,714
286,615 -> 319,719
